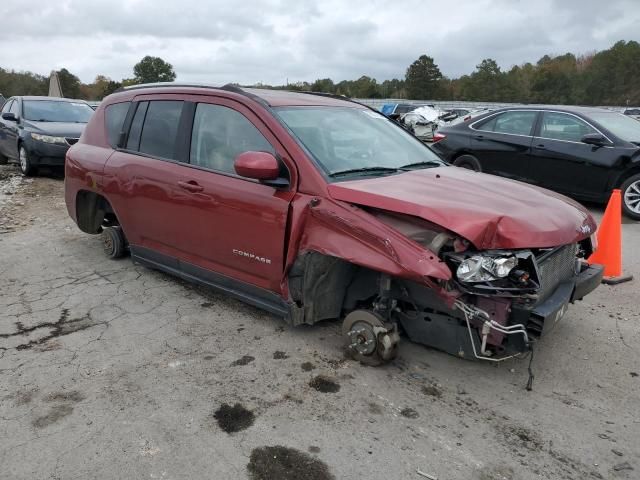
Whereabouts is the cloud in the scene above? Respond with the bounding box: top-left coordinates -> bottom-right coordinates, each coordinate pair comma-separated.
0,0 -> 638,84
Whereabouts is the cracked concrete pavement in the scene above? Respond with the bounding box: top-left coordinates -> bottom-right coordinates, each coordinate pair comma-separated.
0,164 -> 639,479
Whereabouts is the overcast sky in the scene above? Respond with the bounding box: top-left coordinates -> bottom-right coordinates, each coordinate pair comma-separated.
0,0 -> 638,85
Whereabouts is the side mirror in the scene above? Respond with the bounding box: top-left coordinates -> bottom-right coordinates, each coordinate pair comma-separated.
234,151 -> 280,181
2,112 -> 17,122
581,133 -> 607,146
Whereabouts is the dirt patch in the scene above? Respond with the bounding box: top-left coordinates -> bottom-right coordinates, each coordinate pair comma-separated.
12,389 -> 37,406
400,407 -> 419,419
497,423 -> 543,452
368,402 -> 383,415
247,445 -> 334,480
32,404 -> 74,428
477,464 -> 515,480
45,391 -> 85,403
273,351 -> 289,360
309,375 -> 340,393
231,355 -> 255,366
422,384 -> 443,398
301,362 -> 316,371
213,403 -> 255,433
308,446 -> 321,454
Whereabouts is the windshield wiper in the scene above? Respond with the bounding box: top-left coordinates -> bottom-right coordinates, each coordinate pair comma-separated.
398,160 -> 443,170
329,166 -> 402,178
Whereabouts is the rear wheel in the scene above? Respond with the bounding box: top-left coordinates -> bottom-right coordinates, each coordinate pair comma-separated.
19,146 -> 36,176
621,173 -> 640,221
101,227 -> 127,259
453,154 -> 481,172
342,310 -> 399,366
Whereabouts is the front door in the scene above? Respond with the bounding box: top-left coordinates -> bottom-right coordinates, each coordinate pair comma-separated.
530,111 -> 612,199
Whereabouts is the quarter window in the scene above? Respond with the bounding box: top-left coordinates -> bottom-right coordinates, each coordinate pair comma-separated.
137,101 -> 184,160
1,100 -> 13,114
476,111 -> 537,136
190,103 -> 274,175
9,100 -> 20,116
539,112 -> 597,142
105,102 -> 130,148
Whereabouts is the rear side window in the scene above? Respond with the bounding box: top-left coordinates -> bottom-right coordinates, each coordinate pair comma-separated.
105,102 -> 130,148
539,112 -> 597,142
190,103 -> 274,175
476,111 -> 537,136
126,102 -> 148,151
136,101 -> 184,160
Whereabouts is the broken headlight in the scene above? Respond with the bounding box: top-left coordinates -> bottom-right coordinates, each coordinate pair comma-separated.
456,255 -> 517,283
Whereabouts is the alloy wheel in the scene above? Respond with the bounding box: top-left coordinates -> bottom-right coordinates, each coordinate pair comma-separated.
624,180 -> 640,215
19,147 -> 27,173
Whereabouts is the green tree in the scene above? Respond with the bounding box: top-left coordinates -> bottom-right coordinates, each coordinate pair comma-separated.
310,78 -> 335,93
132,56 -> 176,84
56,68 -> 82,98
460,59 -> 506,101
405,55 -> 443,100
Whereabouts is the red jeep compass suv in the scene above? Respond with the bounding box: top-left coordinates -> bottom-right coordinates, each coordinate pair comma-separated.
65,84 -> 603,365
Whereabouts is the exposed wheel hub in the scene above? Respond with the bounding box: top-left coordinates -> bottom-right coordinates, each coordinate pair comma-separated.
342,310 -> 400,365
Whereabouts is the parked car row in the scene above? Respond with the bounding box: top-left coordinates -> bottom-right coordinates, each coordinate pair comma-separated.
0,96 -> 94,175
431,106 -> 640,219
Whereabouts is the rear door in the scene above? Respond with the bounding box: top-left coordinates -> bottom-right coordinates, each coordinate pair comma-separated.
469,110 -> 538,181
530,111 -> 613,199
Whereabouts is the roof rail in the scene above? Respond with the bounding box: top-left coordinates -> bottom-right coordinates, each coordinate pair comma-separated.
114,82 -> 270,108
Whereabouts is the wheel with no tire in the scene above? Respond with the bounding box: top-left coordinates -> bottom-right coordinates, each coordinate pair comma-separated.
621,173 -> 640,221
342,310 -> 400,366
453,154 -> 482,172
101,227 -> 126,258
19,145 -> 36,176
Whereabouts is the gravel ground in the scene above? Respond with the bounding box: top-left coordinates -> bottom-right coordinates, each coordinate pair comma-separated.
0,164 -> 638,480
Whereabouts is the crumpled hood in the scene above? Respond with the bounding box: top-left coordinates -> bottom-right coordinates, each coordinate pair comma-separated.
327,167 -> 596,250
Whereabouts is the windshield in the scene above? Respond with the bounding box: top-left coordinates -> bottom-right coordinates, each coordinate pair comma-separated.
275,106 -> 445,178
23,100 -> 94,123
589,112 -> 640,143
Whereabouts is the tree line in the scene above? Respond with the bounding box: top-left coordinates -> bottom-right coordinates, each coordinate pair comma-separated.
1,40 -> 638,106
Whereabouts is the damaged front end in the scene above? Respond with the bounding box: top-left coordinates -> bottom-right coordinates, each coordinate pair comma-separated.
342,209 -> 602,363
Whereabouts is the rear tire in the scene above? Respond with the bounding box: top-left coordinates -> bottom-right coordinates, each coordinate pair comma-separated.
101,227 -> 126,259
621,173 -> 640,221
453,154 -> 482,172
19,145 -> 36,176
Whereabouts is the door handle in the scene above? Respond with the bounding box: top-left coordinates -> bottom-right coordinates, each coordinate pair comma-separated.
534,144 -> 546,150
473,134 -> 484,140
177,180 -> 204,193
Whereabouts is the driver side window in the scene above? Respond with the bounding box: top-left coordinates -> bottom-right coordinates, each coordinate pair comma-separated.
1,100 -> 13,114
539,112 -> 597,142
190,104 -> 274,175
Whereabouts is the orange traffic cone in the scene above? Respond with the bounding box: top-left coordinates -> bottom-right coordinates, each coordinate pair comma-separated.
588,189 -> 633,285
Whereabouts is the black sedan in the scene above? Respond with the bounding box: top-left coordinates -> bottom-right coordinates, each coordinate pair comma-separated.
0,96 -> 94,176
431,106 -> 640,219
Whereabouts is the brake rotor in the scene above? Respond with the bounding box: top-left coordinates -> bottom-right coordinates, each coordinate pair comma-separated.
342,310 -> 399,366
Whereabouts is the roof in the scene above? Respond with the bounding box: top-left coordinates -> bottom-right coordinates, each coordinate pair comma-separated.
119,82 -> 361,108
493,105 -> 614,114
17,96 -> 89,103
